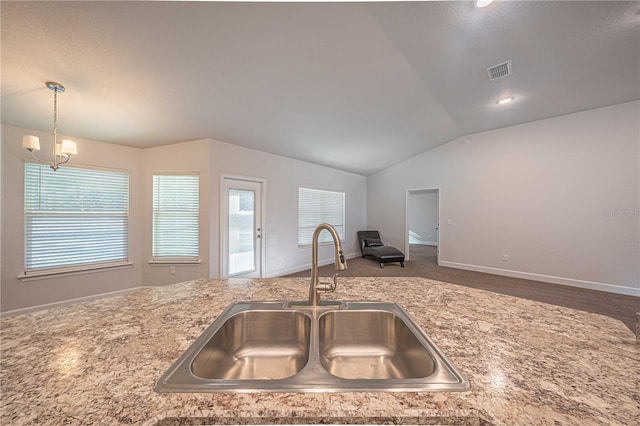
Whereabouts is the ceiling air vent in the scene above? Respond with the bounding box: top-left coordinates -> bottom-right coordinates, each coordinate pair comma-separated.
487,60 -> 512,81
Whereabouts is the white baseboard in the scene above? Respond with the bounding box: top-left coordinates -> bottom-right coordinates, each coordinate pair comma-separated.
439,260 -> 640,297
8,256 -> 632,317
0,286 -> 150,318
266,252 -> 359,278
1,253 -> 361,317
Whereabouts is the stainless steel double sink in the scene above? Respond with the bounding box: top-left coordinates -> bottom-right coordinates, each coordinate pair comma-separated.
155,301 -> 469,392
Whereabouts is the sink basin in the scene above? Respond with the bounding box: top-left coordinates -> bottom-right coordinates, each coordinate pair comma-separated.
192,310 -> 311,380
318,310 -> 435,380
155,301 -> 469,392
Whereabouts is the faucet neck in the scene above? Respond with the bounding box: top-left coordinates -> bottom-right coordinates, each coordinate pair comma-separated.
309,223 -> 345,306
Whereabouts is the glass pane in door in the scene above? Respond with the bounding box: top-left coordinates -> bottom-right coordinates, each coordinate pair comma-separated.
228,189 -> 255,275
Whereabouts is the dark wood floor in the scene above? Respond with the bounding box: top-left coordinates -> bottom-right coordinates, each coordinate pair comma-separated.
286,244 -> 639,332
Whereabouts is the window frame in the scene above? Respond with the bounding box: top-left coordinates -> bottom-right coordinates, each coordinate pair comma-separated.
297,186 -> 346,248
21,162 -> 131,278
150,172 -> 201,264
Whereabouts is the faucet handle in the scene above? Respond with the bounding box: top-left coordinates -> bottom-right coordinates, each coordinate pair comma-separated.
317,273 -> 339,293
331,273 -> 339,291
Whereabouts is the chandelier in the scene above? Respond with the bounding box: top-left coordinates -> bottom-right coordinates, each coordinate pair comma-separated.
22,81 -> 78,171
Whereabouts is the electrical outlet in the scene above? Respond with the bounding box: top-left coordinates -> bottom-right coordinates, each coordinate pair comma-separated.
169,266 -> 176,274
502,255 -> 509,262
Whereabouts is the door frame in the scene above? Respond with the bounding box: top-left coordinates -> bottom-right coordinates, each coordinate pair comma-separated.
405,187 -> 441,265
220,174 -> 266,278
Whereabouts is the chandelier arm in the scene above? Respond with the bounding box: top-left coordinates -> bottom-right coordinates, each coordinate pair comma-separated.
27,149 -> 70,170
57,155 -> 71,166
28,150 -> 45,164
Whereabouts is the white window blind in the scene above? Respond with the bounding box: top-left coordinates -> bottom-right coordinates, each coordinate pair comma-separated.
152,173 -> 199,260
298,187 -> 345,246
24,163 -> 129,274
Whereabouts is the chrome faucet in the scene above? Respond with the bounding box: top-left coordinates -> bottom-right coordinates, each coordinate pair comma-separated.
309,223 -> 347,306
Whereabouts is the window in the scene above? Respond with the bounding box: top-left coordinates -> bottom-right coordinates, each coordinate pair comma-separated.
24,163 -> 129,275
298,187 -> 345,246
152,173 -> 199,261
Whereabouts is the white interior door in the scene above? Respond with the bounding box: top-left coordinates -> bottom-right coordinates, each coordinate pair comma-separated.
221,177 -> 263,278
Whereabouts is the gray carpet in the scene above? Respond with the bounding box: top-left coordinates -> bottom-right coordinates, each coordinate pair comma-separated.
286,244 -> 638,332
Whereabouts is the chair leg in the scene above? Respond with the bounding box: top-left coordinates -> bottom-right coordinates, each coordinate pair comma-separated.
400,262 -> 405,267
379,263 -> 384,268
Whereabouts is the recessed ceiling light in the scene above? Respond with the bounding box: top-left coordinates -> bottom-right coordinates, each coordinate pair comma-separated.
476,0 -> 494,8
496,96 -> 514,105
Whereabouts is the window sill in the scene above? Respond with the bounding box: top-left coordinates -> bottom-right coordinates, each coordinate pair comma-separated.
148,259 -> 201,265
18,262 -> 133,281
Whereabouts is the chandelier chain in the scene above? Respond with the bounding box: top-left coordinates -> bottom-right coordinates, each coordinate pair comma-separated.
53,89 -> 58,147
21,81 -> 76,171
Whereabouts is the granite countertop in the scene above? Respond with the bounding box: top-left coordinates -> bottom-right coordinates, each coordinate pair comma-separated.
1,277 -> 638,425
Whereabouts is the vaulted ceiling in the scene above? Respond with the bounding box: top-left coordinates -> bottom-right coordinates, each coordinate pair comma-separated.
2,1 -> 638,175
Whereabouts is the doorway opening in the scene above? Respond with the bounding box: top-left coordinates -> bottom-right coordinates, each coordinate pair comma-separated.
405,188 -> 440,266
220,176 -> 265,278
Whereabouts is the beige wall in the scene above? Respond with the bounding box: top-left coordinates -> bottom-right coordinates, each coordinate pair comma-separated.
209,139 -> 368,278
140,140 -> 210,286
4,101 -> 636,311
367,101 -> 640,296
1,124 -> 144,312
1,128 -> 368,312
0,128 -> 212,311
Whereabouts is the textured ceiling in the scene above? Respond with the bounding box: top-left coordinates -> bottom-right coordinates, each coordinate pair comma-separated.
2,1 -> 639,176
